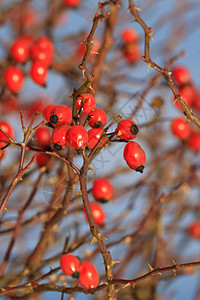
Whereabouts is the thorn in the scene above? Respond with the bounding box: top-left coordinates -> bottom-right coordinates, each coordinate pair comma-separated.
89,236 -> 97,245
134,6 -> 143,12
147,263 -> 154,272
97,232 -> 108,241
65,95 -> 73,100
147,62 -> 151,72
91,51 -> 99,55
125,8 -> 130,13
88,84 -> 95,94
124,236 -> 132,246
111,260 -> 120,266
117,130 -> 122,136
130,19 -> 137,23
168,71 -> 172,76
172,97 -> 177,106
148,31 -> 154,41
82,69 -> 85,79
88,164 -> 95,174
87,18 -> 93,22
74,189 -> 82,196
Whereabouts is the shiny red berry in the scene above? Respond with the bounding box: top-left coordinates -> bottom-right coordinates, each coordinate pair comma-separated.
175,84 -> 195,110
43,104 -> 56,122
60,254 -> 80,278
76,94 -> 96,114
123,141 -> 146,173
35,37 -> 54,54
78,262 -> 99,290
51,124 -> 70,151
88,108 -> 107,128
172,66 -> 191,86
30,37 -> 54,67
36,153 -> 51,168
10,38 -> 30,63
84,202 -> 106,226
0,121 -> 14,144
187,131 -> 200,152
4,66 -> 24,93
35,127 -> 51,148
92,178 -> 114,203
67,125 -> 88,150
121,28 -> 139,43
87,128 -> 107,149
30,61 -> 48,85
64,0 -> 80,7
116,119 -> 139,140
170,117 -> 191,140
188,222 -> 200,240
49,105 -> 72,126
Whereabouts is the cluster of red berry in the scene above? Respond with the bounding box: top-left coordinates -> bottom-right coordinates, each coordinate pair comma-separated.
170,65 -> 200,151
4,36 -> 54,93
121,28 -> 141,64
60,253 -> 99,290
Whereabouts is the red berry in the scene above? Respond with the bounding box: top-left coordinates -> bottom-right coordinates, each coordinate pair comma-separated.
4,66 -> 24,93
51,124 -> 70,151
170,117 -> 191,140
78,262 -> 99,290
188,222 -> 200,240
84,202 -> 106,226
0,121 -> 14,145
87,128 -> 107,150
30,61 -> 48,85
121,28 -> 139,44
30,37 -> 54,67
49,105 -> 72,126
175,84 -> 195,110
60,254 -> 80,278
43,104 -> 56,122
123,141 -> 146,173
172,66 -> 191,86
116,119 -> 139,140
88,108 -> 107,128
92,178 -> 114,203
36,153 -> 51,168
76,94 -> 96,114
67,125 -> 88,150
10,38 -> 30,63
123,44 -> 141,64
64,0 -> 80,7
35,127 -> 51,148
35,37 -> 54,54
187,131 -> 200,152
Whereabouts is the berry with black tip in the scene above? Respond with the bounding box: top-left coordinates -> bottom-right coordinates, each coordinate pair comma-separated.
49,105 -> 72,126
92,178 -> 114,203
88,108 -> 107,128
60,254 -> 80,278
123,141 -> 146,173
51,124 -> 70,151
116,119 -> 139,140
